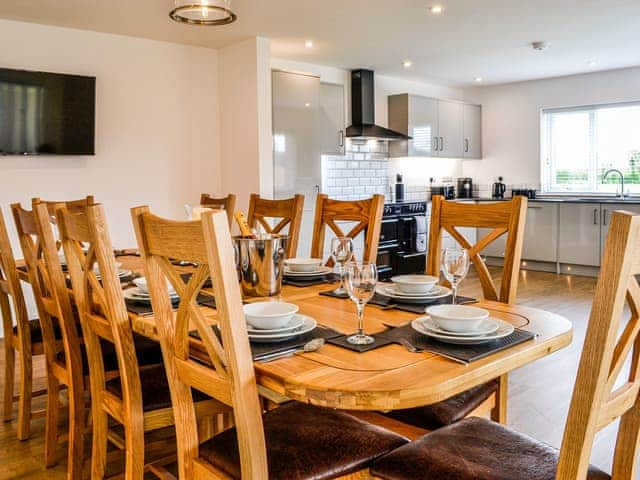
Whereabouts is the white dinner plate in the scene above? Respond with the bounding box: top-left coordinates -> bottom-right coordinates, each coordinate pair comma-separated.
376,284 -> 451,302
124,287 -> 179,303
411,317 -> 515,345
382,283 -> 441,298
247,315 -> 305,334
283,266 -> 332,277
422,316 -> 500,337
95,269 -> 132,280
248,314 -> 317,343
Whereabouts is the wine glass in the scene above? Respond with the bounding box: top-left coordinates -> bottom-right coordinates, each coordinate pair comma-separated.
441,247 -> 470,304
344,262 -> 378,345
330,237 -> 354,295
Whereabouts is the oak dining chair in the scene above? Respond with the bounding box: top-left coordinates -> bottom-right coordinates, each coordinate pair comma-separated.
131,206 -> 408,479
200,193 -> 236,226
57,202 -> 223,479
372,210 -> 640,480
11,200 -> 88,479
0,207 -> 50,441
310,194 -> 385,264
247,193 -> 304,258
385,195 -> 527,430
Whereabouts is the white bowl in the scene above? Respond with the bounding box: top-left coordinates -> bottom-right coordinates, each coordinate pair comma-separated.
391,275 -> 438,294
285,258 -> 323,273
243,302 -> 299,330
426,305 -> 490,333
133,277 -> 175,294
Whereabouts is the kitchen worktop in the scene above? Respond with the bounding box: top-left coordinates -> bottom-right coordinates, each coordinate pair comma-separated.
470,196 -> 640,204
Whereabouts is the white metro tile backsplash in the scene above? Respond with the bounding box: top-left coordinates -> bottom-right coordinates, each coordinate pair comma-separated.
322,154 -> 389,200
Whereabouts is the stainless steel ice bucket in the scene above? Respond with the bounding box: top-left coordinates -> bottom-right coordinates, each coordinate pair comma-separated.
234,234 -> 289,297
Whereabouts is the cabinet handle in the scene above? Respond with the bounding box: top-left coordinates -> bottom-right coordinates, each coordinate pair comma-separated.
439,137 -> 444,151
433,137 -> 439,151
603,209 -> 608,226
593,208 -> 598,225
464,138 -> 469,153
527,206 -> 543,209
338,130 -> 344,147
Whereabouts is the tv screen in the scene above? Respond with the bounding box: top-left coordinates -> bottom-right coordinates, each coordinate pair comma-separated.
0,68 -> 95,155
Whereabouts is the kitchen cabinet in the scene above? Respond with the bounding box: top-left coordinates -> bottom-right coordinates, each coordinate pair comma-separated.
388,94 -> 438,158
522,203 -> 558,262
437,100 -> 464,158
558,204 -> 601,266
463,104 -> 482,159
272,70 -> 322,257
600,203 -> 640,257
388,93 -> 481,159
319,82 -> 345,155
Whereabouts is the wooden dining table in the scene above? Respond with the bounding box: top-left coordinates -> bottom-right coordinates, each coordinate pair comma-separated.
16,254 -> 573,413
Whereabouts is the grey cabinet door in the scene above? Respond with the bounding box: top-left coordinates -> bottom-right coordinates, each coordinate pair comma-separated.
463,104 -> 482,159
319,83 -> 345,155
600,203 -> 640,257
437,100 -> 464,158
522,203 -> 558,262
408,95 -> 439,157
558,203 -> 601,266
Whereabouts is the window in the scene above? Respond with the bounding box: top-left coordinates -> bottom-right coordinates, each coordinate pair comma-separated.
541,102 -> 640,194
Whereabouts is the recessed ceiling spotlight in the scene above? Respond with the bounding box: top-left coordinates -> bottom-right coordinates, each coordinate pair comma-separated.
531,41 -> 549,51
304,102 -> 311,107
474,77 -> 483,83
402,59 -> 413,68
587,59 -> 598,67
305,40 -> 313,48
429,5 -> 444,14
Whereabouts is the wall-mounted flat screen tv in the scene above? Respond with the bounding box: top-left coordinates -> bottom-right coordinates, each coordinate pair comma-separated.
0,68 -> 95,155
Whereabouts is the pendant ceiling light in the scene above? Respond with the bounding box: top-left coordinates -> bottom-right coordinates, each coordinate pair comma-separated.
170,0 -> 237,26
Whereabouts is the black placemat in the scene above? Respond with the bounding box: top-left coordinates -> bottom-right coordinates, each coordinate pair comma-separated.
328,334 -> 394,353
283,274 -> 339,288
319,289 -> 350,299
125,293 -> 214,315
189,325 -> 342,361
380,324 -> 536,364
320,289 -> 476,313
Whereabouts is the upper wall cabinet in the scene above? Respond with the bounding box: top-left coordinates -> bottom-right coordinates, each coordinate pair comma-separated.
463,104 -> 482,159
388,93 -> 482,159
319,83 -> 345,155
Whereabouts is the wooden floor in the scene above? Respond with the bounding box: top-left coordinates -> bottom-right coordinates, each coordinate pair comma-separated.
0,269 -> 625,478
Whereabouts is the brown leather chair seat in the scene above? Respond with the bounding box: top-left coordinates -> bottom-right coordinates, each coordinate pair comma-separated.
105,363 -> 209,412
371,417 -> 611,480
199,401 -> 409,479
384,379 -> 499,429
55,334 -> 164,372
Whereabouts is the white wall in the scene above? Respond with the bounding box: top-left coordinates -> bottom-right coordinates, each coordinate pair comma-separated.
219,37 -> 273,216
462,66 -> 640,192
0,19 -> 221,248
0,19 -> 221,330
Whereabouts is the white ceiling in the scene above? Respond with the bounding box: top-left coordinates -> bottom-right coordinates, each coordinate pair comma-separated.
0,0 -> 639,86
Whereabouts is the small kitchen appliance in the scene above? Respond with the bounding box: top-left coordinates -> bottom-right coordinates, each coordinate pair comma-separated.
492,177 -> 506,199
395,173 -> 405,202
457,177 -> 474,199
430,185 -> 455,200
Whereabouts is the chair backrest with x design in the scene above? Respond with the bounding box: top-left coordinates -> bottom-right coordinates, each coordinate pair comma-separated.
11,201 -> 81,371
0,208 -> 30,348
131,207 -> 266,479
247,193 -> 304,258
556,210 -> 640,479
310,194 -> 385,265
427,195 -> 528,304
200,193 -> 236,226
33,196 -> 96,216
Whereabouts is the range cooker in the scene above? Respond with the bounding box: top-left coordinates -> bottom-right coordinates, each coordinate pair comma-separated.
376,200 -> 429,280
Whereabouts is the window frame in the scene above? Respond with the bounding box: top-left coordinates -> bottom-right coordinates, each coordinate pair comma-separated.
540,100 -> 640,195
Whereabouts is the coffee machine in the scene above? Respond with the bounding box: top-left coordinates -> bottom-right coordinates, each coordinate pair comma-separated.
492,177 -> 506,199
457,178 -> 474,199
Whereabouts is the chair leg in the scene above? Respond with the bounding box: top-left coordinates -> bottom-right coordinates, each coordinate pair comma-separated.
491,374 -> 508,424
2,337 -> 15,423
45,375 -> 61,467
124,415 -> 145,480
90,407 -> 108,479
16,344 -> 33,440
66,383 -> 85,480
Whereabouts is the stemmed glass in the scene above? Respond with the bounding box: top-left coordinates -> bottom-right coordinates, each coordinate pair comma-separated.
330,237 -> 354,295
441,247 -> 470,304
344,262 -> 378,345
